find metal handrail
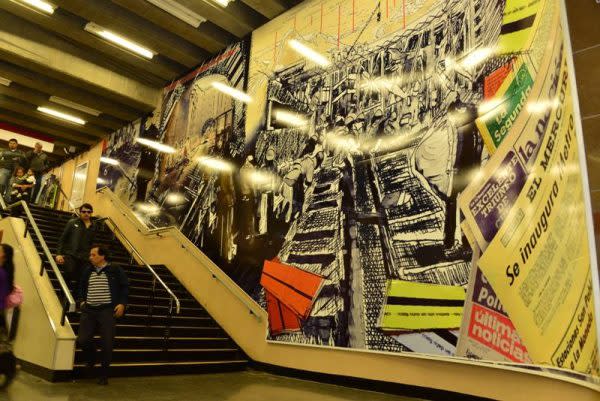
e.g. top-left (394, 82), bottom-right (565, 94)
top-left (102, 216), bottom-right (181, 315)
top-left (1, 200), bottom-right (76, 323)
top-left (56, 185), bottom-right (180, 315)
top-left (96, 186), bottom-right (263, 321)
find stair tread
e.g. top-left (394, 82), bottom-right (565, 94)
top-left (96, 348), bottom-right (239, 352)
top-left (23, 205), bottom-right (245, 377)
top-left (74, 360), bottom-right (248, 367)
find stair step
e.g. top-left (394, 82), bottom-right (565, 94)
top-left (72, 359), bottom-right (248, 377)
top-left (69, 322), bottom-right (226, 337)
top-left (99, 336), bottom-right (234, 349)
top-left (75, 348), bottom-right (242, 363)
top-left (68, 313), bottom-right (217, 328)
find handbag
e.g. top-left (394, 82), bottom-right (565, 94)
top-left (5, 285), bottom-right (23, 309)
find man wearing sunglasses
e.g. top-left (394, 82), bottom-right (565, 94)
top-left (55, 203), bottom-right (97, 291)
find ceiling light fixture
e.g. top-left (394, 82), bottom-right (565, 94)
top-left (38, 106), bottom-right (86, 125)
top-left (211, 0), bottom-right (232, 7)
top-left (146, 0), bottom-right (206, 28)
top-left (85, 22), bottom-right (155, 59)
top-left (49, 96), bottom-right (101, 116)
top-left (288, 39), bottom-right (331, 68)
top-left (10, 0), bottom-right (55, 14)
top-left (100, 156), bottom-right (120, 166)
top-left (136, 137), bottom-right (176, 153)
top-left (211, 82), bottom-right (252, 103)
top-left (0, 77), bottom-right (11, 87)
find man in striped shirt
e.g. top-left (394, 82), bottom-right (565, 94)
top-left (77, 245), bottom-right (128, 385)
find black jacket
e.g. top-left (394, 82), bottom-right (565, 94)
top-left (56, 218), bottom-right (96, 259)
top-left (78, 263), bottom-right (129, 307)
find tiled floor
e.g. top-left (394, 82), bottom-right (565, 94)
top-left (4, 370), bottom-right (428, 401)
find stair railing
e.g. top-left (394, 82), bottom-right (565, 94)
top-left (55, 184), bottom-right (181, 349)
top-left (0, 199), bottom-right (76, 324)
top-left (101, 216), bottom-right (180, 351)
top-left (96, 186), bottom-right (263, 322)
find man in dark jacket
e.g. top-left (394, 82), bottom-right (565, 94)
top-left (55, 203), bottom-right (96, 291)
top-left (0, 139), bottom-right (26, 198)
top-left (25, 142), bottom-right (48, 203)
top-left (77, 245), bottom-right (128, 385)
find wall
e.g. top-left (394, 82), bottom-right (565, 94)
top-left (49, 141), bottom-right (103, 211)
top-left (50, 0), bottom-right (600, 395)
top-left (1, 217), bottom-right (76, 373)
top-left (95, 188), bottom-right (600, 401)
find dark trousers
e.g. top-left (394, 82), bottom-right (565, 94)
top-left (64, 255), bottom-right (85, 293)
top-left (77, 305), bottom-right (115, 378)
top-left (31, 172), bottom-right (43, 203)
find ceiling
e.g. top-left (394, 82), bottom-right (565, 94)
top-left (0, 0), bottom-right (302, 164)
top-left (0, 0), bottom-right (597, 189)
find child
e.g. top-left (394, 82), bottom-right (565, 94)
top-left (10, 167), bottom-right (35, 202)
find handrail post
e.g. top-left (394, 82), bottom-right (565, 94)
top-left (96, 187), bottom-right (260, 321)
top-left (99, 217), bottom-right (181, 313)
top-left (163, 298), bottom-right (173, 353)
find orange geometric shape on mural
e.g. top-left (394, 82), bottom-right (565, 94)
top-left (265, 290), bottom-right (302, 336)
top-left (260, 259), bottom-right (324, 319)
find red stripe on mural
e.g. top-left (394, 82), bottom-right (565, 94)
top-left (320, 2), bottom-right (323, 33)
top-left (352, 0), bottom-right (355, 32)
top-left (337, 4), bottom-right (341, 48)
top-left (273, 31), bottom-right (278, 64)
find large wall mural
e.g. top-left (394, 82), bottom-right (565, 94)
top-left (98, 0), bottom-right (599, 379)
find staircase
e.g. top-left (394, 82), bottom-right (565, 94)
top-left (22, 204), bottom-right (248, 377)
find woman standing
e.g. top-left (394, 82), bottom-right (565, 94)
top-left (0, 244), bottom-right (14, 310)
top-left (0, 243), bottom-right (17, 389)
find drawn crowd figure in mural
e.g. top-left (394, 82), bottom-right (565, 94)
top-left (97, 0), bottom-right (544, 357)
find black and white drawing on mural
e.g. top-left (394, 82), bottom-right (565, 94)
top-left (245, 0), bottom-right (507, 352)
top-left (98, 0), bottom-right (514, 355)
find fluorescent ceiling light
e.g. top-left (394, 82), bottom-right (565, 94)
top-left (136, 137), bottom-right (176, 153)
top-left (197, 156), bottom-right (234, 172)
top-left (49, 96), bottom-right (101, 116)
top-left (10, 0), bottom-right (55, 14)
top-left (146, 0), bottom-right (206, 28)
top-left (288, 39), bottom-right (330, 68)
top-left (274, 110), bottom-right (308, 127)
top-left (100, 156), bottom-right (120, 166)
top-left (85, 22), bottom-right (155, 59)
top-left (38, 107), bottom-right (86, 125)
top-left (211, 0), bottom-right (232, 6)
top-left (211, 82), bottom-right (252, 103)
top-left (0, 77), bottom-right (11, 87)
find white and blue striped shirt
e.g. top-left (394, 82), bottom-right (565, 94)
top-left (86, 265), bottom-right (112, 306)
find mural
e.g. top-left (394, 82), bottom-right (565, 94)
top-left (245, 0), bottom-right (503, 352)
top-left (97, 0), bottom-right (599, 377)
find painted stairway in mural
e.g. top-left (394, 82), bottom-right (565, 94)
top-left (25, 205), bottom-right (247, 377)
